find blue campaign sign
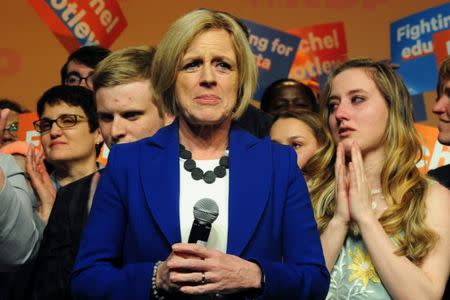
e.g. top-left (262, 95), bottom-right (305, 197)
top-left (240, 19), bottom-right (301, 101)
top-left (390, 3), bottom-right (450, 95)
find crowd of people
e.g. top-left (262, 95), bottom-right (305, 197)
top-left (0, 8), bottom-right (449, 300)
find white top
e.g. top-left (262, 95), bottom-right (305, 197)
top-left (179, 156), bottom-right (229, 253)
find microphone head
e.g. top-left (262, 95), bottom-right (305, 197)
top-left (193, 198), bottom-right (219, 224)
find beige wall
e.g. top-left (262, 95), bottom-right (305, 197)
top-left (1, 0), bottom-right (445, 124)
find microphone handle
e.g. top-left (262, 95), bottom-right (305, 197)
top-left (188, 219), bottom-right (212, 245)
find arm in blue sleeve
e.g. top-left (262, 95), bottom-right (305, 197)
top-left (70, 147), bottom-right (154, 300)
top-left (258, 148), bottom-right (330, 299)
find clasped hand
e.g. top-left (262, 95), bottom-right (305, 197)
top-left (156, 243), bottom-right (261, 295)
top-left (334, 141), bottom-right (376, 225)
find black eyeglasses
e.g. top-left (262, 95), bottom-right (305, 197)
top-left (33, 114), bottom-right (87, 133)
top-left (3, 122), bottom-right (18, 136)
top-left (64, 73), bottom-right (94, 87)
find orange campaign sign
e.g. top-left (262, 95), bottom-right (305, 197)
top-left (28, 0), bottom-right (127, 52)
top-left (432, 29), bottom-right (450, 66)
top-left (287, 22), bottom-right (348, 82)
top-left (415, 123), bottom-right (450, 174)
top-left (18, 112), bottom-right (41, 147)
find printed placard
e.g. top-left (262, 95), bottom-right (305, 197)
top-left (288, 22), bottom-right (347, 82)
top-left (390, 3), bottom-right (450, 95)
top-left (415, 123), bottom-right (450, 173)
top-left (240, 19), bottom-right (301, 101)
top-left (28, 0), bottom-right (127, 52)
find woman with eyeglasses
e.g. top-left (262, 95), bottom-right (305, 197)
top-left (0, 99), bottom-right (24, 147)
top-left (30, 85), bottom-right (102, 223)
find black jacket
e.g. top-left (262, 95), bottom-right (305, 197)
top-left (29, 172), bottom-right (96, 300)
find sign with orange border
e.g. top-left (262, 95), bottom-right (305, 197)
top-left (28, 0), bottom-right (127, 52)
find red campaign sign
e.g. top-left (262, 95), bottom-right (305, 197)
top-left (432, 29), bottom-right (450, 67)
top-left (28, 0), bottom-right (127, 52)
top-left (287, 22), bottom-right (348, 82)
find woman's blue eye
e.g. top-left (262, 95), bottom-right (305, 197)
top-left (328, 103), bottom-right (338, 112)
top-left (351, 96), bottom-right (365, 103)
top-left (216, 62), bottom-right (231, 70)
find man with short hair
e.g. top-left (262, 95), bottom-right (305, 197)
top-left (30, 46), bottom-right (172, 299)
top-left (93, 46), bottom-right (172, 146)
top-left (428, 57), bottom-right (450, 188)
top-left (60, 46), bottom-right (110, 91)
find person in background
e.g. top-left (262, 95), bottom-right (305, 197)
top-left (94, 46), bottom-right (172, 146)
top-left (60, 46), bottom-right (110, 91)
top-left (269, 109), bottom-right (331, 179)
top-left (72, 8), bottom-right (329, 299)
top-left (310, 58), bottom-right (449, 299)
top-left (0, 99), bottom-right (25, 147)
top-left (30, 85), bottom-right (102, 223)
top-left (0, 108), bottom-right (42, 271)
top-left (427, 56), bottom-right (450, 300)
top-left (260, 78), bottom-right (318, 116)
top-left (428, 56), bottom-right (450, 188)
top-left (29, 46), bottom-right (172, 300)
top-left (0, 108), bottom-right (43, 300)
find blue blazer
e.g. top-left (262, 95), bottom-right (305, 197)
top-left (71, 121), bottom-right (329, 299)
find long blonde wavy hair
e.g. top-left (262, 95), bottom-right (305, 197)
top-left (309, 58), bottom-right (438, 264)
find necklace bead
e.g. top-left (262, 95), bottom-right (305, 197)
top-left (179, 144), bottom-right (229, 184)
top-left (214, 166), bottom-right (226, 178)
top-left (183, 159), bottom-right (196, 171)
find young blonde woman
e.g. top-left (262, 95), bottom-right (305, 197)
top-left (310, 58), bottom-right (450, 299)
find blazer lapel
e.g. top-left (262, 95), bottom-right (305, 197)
top-left (227, 126), bottom-right (272, 256)
top-left (139, 121), bottom-right (181, 246)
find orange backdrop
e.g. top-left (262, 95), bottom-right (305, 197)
top-left (1, 0), bottom-right (446, 125)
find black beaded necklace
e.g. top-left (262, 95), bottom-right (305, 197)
top-left (179, 144), bottom-right (229, 184)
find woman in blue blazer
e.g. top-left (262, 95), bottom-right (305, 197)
top-left (71, 8), bottom-right (329, 299)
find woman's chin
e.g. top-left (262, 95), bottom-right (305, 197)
top-left (183, 114), bottom-right (231, 128)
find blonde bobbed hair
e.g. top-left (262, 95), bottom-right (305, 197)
top-left (151, 8), bottom-right (258, 119)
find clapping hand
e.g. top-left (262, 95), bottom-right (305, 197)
top-left (26, 144), bottom-right (56, 223)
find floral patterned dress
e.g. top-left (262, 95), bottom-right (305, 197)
top-left (326, 235), bottom-right (392, 299)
